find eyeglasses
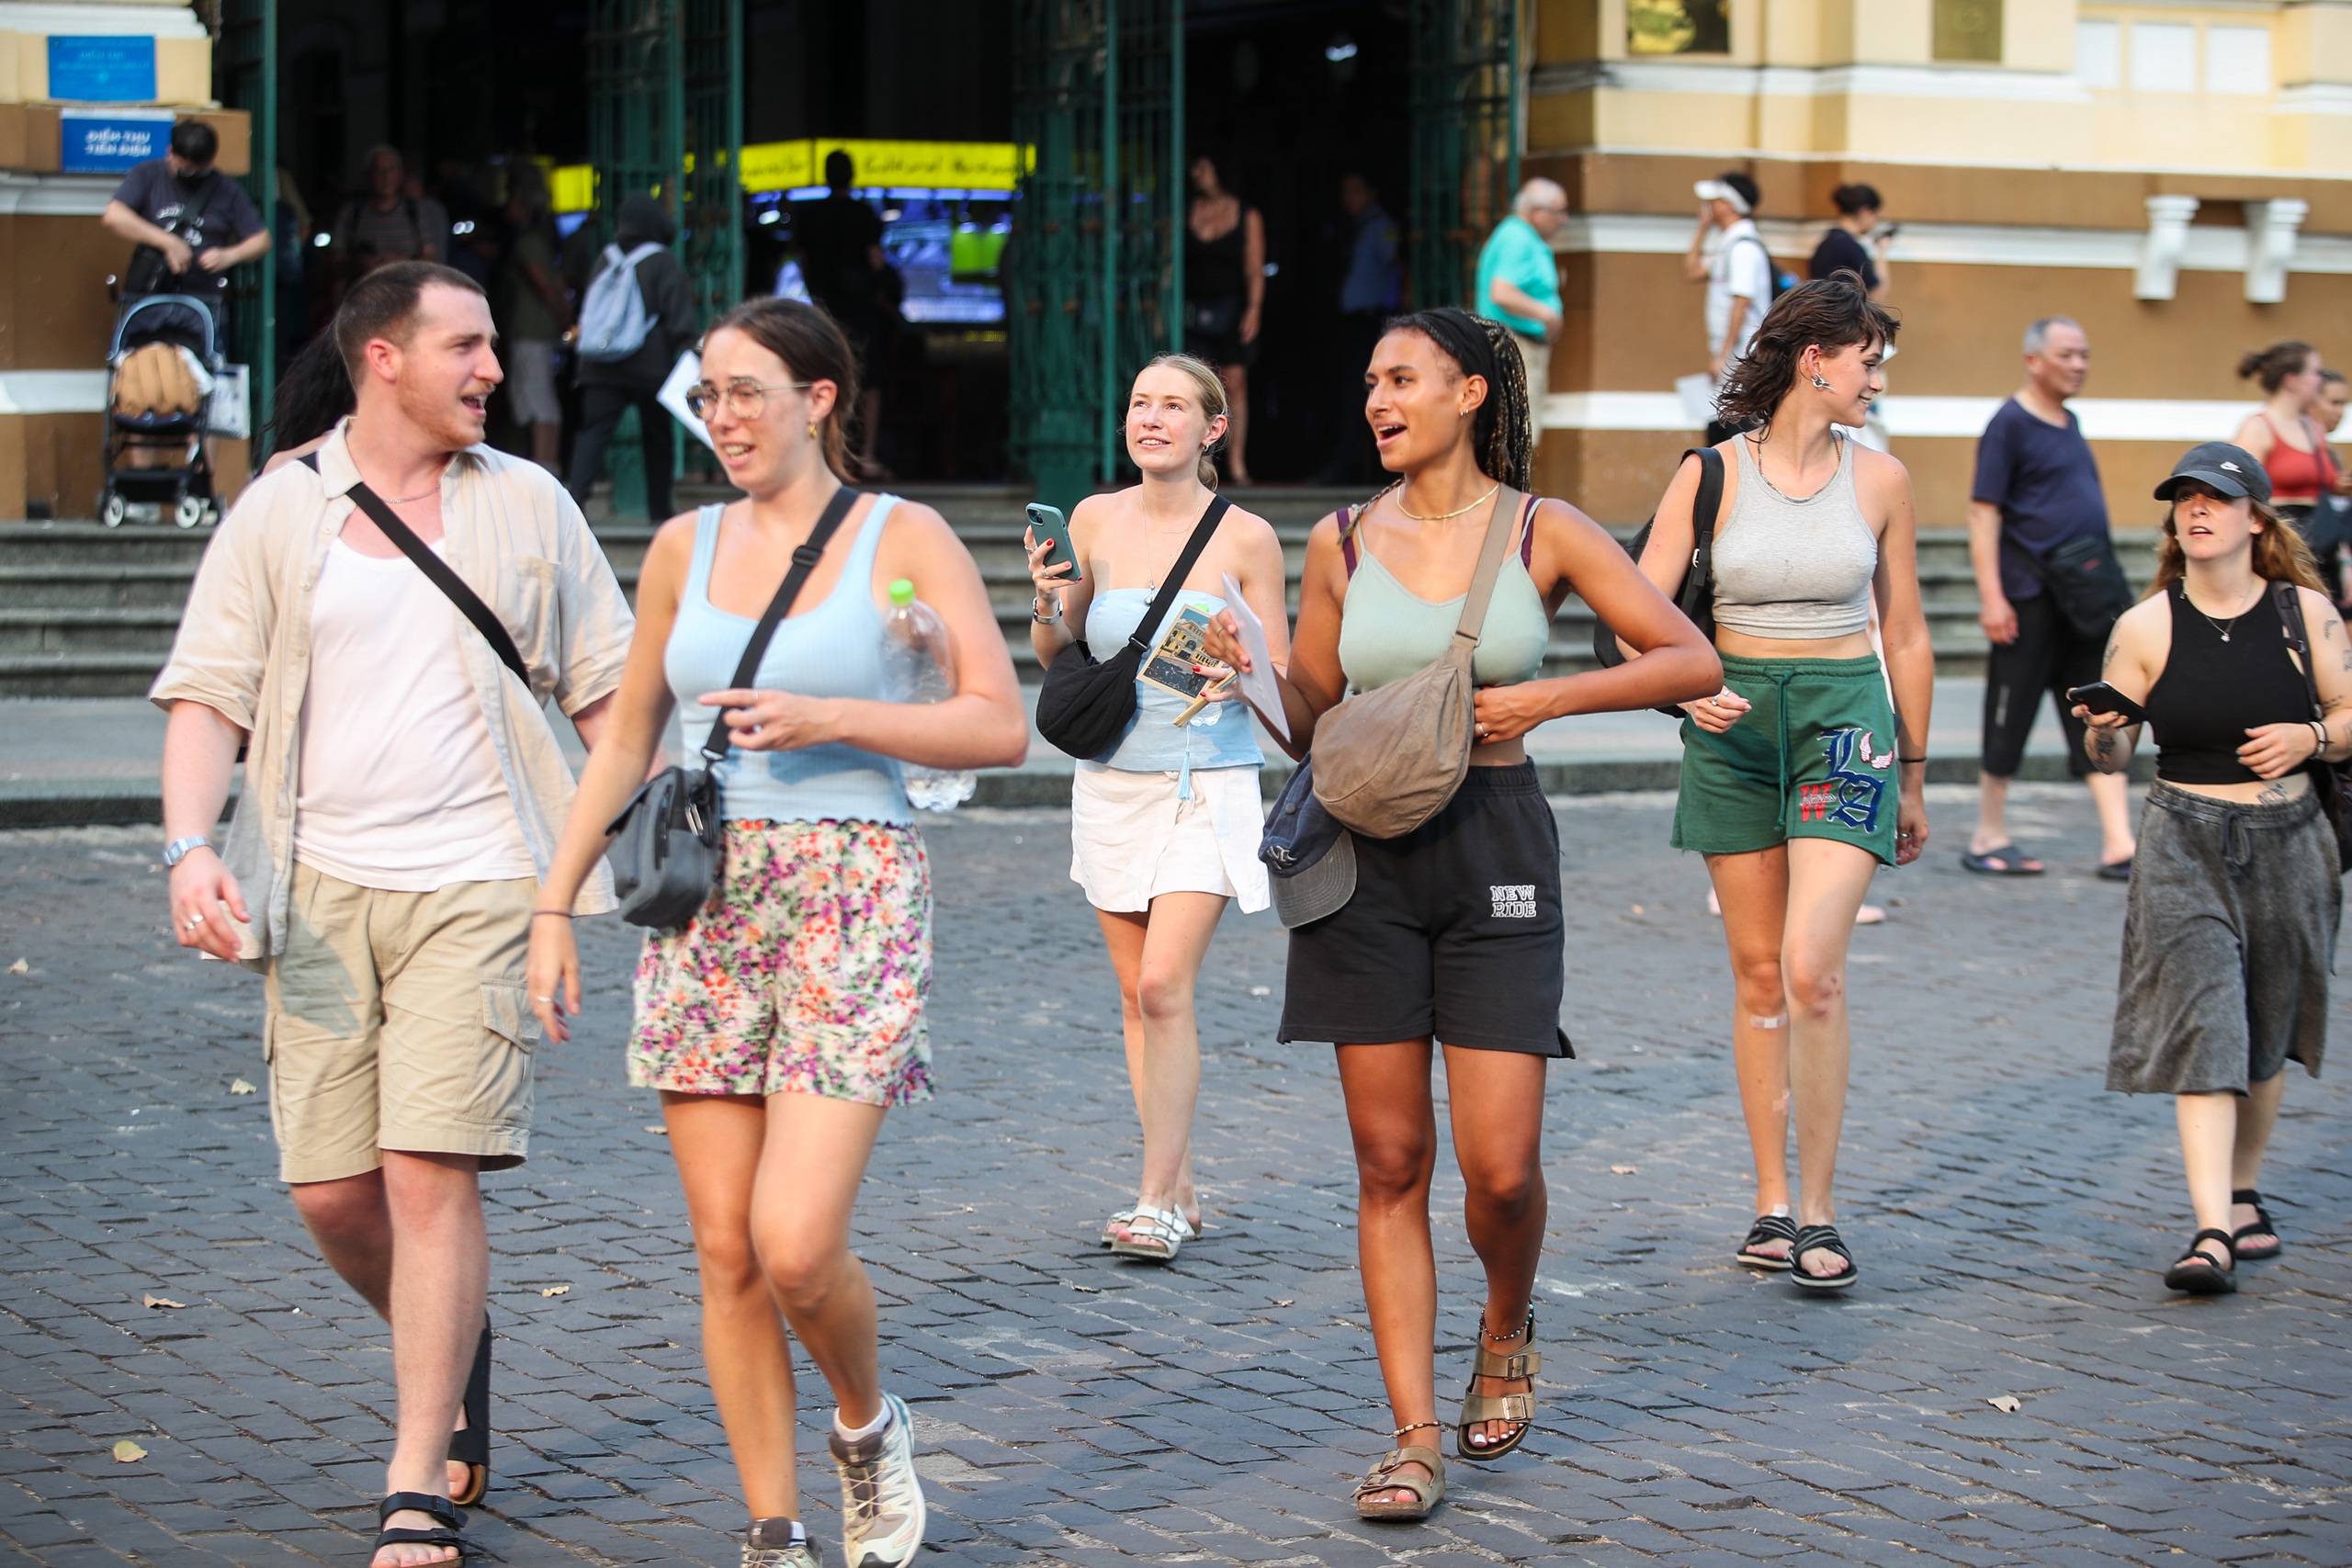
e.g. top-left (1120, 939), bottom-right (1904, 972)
top-left (684, 379), bottom-right (811, 421)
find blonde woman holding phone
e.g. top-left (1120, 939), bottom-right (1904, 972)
top-left (1024, 354), bottom-right (1289, 1263)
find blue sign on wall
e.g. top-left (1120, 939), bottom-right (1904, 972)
top-left (48, 36), bottom-right (159, 103)
top-left (61, 110), bottom-right (175, 174)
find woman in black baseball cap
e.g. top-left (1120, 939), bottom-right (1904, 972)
top-left (2074, 440), bottom-right (2347, 1295)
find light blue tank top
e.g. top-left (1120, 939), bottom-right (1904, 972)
top-left (1084, 587), bottom-right (1264, 786)
top-left (664, 497), bottom-right (912, 827)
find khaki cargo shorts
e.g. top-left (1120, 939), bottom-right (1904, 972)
top-left (263, 863), bottom-right (542, 1184)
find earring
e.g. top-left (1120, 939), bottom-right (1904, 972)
top-left (807, 421), bottom-right (817, 439)
top-left (1809, 373), bottom-right (1833, 389)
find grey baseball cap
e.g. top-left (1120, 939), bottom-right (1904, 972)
top-left (1260, 762), bottom-right (1357, 929)
top-left (2154, 441), bottom-right (2271, 504)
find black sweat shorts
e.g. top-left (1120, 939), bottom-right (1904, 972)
top-left (1279, 761), bottom-right (1571, 1056)
top-left (1982, 590), bottom-right (2103, 779)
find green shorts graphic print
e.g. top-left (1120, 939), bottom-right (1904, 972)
top-left (1671, 652), bottom-right (1902, 866)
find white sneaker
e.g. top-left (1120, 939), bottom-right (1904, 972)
top-left (830, 1393), bottom-right (926, 1568)
top-left (743, 1522), bottom-right (820, 1567)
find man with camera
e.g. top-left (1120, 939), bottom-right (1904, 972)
top-left (101, 118), bottom-right (271, 322)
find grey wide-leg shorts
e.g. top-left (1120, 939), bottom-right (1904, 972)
top-left (2108, 781), bottom-right (2339, 1096)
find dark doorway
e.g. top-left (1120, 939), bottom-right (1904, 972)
top-left (1186, 0), bottom-right (1411, 484)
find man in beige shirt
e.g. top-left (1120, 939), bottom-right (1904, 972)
top-left (153, 262), bottom-right (632, 1562)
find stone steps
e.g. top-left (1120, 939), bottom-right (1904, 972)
top-left (0, 495), bottom-right (2158, 697)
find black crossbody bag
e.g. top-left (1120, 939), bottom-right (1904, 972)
top-left (1590, 446), bottom-right (1722, 716)
top-left (2269, 581), bottom-right (2352, 874)
top-left (2017, 533), bottom-right (2134, 641)
top-left (1035, 494), bottom-right (1231, 759)
top-left (301, 453), bottom-right (530, 685)
top-left (604, 488), bottom-right (864, 928)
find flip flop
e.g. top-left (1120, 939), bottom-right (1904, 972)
top-left (1961, 846), bottom-right (2045, 875)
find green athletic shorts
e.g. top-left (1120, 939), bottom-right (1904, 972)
top-left (1671, 652), bottom-right (1902, 865)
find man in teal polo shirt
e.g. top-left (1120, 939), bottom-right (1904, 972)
top-left (1475, 178), bottom-right (1567, 451)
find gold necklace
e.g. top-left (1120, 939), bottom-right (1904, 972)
top-left (1396, 483), bottom-right (1498, 522)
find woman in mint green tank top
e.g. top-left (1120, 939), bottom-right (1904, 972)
top-left (1204, 307), bottom-right (1718, 1521)
top-left (1023, 355), bottom-right (1292, 1266)
top-left (525, 299), bottom-right (1027, 1567)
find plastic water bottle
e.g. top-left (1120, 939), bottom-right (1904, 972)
top-left (881, 579), bottom-right (975, 811)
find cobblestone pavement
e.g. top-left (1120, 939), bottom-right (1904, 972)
top-left (5, 784), bottom-right (2350, 1568)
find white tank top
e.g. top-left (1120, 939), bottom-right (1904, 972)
top-left (293, 539), bottom-right (537, 890)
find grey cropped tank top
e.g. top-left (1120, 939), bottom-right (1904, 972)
top-left (1710, 432), bottom-right (1877, 640)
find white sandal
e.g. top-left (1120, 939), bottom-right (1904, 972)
top-left (1098, 1206), bottom-right (1139, 1247)
top-left (1108, 1203), bottom-right (1195, 1261)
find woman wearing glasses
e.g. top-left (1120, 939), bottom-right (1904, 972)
top-left (526, 298), bottom-right (1027, 1568)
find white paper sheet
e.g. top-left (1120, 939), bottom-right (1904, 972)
top-left (657, 349), bottom-right (716, 452)
top-left (1219, 572), bottom-right (1289, 743)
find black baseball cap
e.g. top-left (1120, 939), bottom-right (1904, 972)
top-left (2154, 441), bottom-right (2271, 504)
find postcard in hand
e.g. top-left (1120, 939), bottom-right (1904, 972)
top-left (1136, 605), bottom-right (1216, 701)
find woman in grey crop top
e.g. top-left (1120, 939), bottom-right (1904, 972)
top-left (1204, 308), bottom-right (1718, 1521)
top-left (525, 299), bottom-right (1027, 1566)
top-left (1634, 272), bottom-right (1933, 1297)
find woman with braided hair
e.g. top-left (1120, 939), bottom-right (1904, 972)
top-left (1634, 271), bottom-right (1932, 1293)
top-left (1205, 306), bottom-right (1718, 1520)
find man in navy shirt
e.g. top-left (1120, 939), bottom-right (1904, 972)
top-left (101, 119), bottom-right (269, 321)
top-left (1965, 316), bottom-right (2136, 877)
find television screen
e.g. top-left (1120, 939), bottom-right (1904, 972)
top-left (755, 187), bottom-right (1011, 325)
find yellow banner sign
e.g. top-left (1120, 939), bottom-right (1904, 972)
top-left (740, 139), bottom-right (1027, 195)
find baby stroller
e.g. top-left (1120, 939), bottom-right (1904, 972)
top-left (100, 293), bottom-right (221, 528)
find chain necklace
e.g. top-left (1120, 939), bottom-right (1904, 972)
top-left (378, 483), bottom-right (440, 505)
top-left (1396, 483), bottom-right (1498, 522)
top-left (2184, 581), bottom-right (2259, 643)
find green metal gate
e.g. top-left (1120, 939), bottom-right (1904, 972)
top-left (585, 0), bottom-right (741, 514)
top-left (1407, 0), bottom-right (1520, 310)
top-left (217, 0), bottom-right (277, 452)
top-left (1005, 0), bottom-right (1183, 516)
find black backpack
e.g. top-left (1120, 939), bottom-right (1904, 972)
top-left (1589, 446), bottom-right (1723, 716)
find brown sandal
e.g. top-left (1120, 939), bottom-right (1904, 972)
top-left (1456, 1312), bottom-right (1540, 1461)
top-left (1352, 1423), bottom-right (1446, 1521)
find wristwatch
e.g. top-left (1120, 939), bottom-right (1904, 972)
top-left (162, 835), bottom-right (212, 868)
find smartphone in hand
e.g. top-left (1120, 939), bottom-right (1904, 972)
top-left (2067, 682), bottom-right (2151, 727)
top-left (1025, 502), bottom-right (1080, 583)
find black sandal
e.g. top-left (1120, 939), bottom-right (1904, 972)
top-left (2163, 1228), bottom-right (2237, 1295)
top-left (447, 1319), bottom-right (491, 1506)
top-left (2231, 1189), bottom-right (2282, 1262)
top-left (1736, 1213), bottom-right (1796, 1270)
top-left (373, 1490), bottom-right (473, 1563)
top-left (1790, 1224), bottom-right (1859, 1292)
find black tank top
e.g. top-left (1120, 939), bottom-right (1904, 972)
top-left (2144, 582), bottom-right (2313, 784)
top-left (1186, 212), bottom-right (1248, 305)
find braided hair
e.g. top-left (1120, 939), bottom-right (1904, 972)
top-left (1384, 306), bottom-right (1533, 491)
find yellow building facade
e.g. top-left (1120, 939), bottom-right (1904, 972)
top-left (1525, 0), bottom-right (2352, 525)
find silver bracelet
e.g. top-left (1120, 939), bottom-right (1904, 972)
top-left (1031, 597), bottom-right (1062, 626)
top-left (2314, 720), bottom-right (2331, 756)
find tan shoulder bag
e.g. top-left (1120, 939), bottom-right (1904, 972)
top-left (1311, 487), bottom-right (1529, 839)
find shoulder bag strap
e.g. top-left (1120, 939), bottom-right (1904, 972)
top-left (301, 453), bottom-right (532, 689)
top-left (1336, 506), bottom-right (1361, 578)
top-left (1124, 494), bottom-right (1233, 656)
top-left (1689, 446), bottom-right (1724, 552)
top-left (2274, 581), bottom-right (2325, 721)
top-left (1450, 486), bottom-right (1522, 646)
top-left (702, 485), bottom-right (865, 761)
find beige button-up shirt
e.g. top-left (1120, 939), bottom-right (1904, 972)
top-left (150, 421), bottom-right (635, 962)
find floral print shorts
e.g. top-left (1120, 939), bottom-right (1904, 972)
top-left (630, 820), bottom-right (933, 1106)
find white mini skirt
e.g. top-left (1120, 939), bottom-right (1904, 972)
top-left (1069, 762), bottom-right (1270, 915)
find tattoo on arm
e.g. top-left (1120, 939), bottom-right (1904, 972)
top-left (2100, 630), bottom-right (2120, 675)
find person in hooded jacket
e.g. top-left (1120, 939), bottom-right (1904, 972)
top-left (565, 194), bottom-right (697, 521)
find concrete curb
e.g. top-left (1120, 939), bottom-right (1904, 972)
top-left (0, 752), bottom-right (2145, 829)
